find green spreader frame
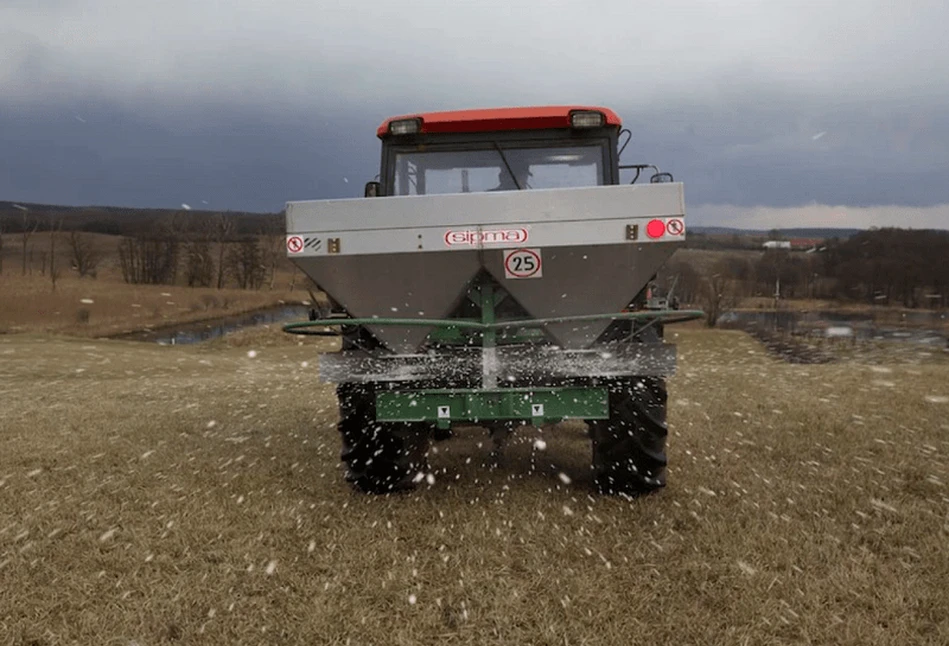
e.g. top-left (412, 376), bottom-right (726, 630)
top-left (376, 386), bottom-right (609, 429)
top-left (284, 281), bottom-right (703, 427)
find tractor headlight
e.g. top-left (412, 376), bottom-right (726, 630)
top-left (569, 110), bottom-right (605, 128)
top-left (388, 118), bottom-right (422, 135)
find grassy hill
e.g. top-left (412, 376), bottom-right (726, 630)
top-left (691, 226), bottom-right (863, 239)
top-left (3, 199), bottom-right (870, 246)
top-left (0, 200), bottom-right (277, 237)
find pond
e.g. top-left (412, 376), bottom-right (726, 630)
top-left (719, 309), bottom-right (948, 346)
top-left (111, 304), bottom-right (313, 345)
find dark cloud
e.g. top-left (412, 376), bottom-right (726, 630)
top-left (2, 1), bottom-right (948, 225)
top-left (623, 96), bottom-right (949, 208)
top-left (0, 100), bottom-right (385, 211)
top-left (4, 94), bottom-right (946, 215)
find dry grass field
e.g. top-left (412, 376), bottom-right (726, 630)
top-left (2, 322), bottom-right (948, 645)
top-left (0, 235), bottom-right (310, 339)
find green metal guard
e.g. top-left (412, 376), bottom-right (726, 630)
top-left (284, 302), bottom-right (703, 427)
top-left (376, 386), bottom-right (610, 429)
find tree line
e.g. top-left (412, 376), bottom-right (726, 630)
top-left (0, 208), bottom-right (104, 286)
top-left (1, 208), bottom-right (291, 292)
top-left (115, 211), bottom-right (285, 290)
top-left (822, 228), bottom-right (949, 308)
top-left (0, 202), bottom-right (273, 238)
top-left (660, 228), bottom-right (949, 326)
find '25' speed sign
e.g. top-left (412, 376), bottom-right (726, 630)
top-left (503, 248), bottom-right (543, 279)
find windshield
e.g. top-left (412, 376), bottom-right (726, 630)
top-left (392, 144), bottom-right (606, 196)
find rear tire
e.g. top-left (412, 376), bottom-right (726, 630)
top-left (589, 377), bottom-right (668, 496)
top-left (336, 383), bottom-right (430, 494)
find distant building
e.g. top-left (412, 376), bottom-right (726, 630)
top-left (762, 238), bottom-right (824, 251)
top-left (763, 240), bottom-right (792, 250)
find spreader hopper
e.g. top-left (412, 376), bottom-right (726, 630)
top-left (285, 182), bottom-right (686, 353)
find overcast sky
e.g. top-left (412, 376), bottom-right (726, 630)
top-left (2, 0), bottom-right (948, 228)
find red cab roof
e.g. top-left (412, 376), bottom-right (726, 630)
top-left (377, 105), bottom-right (621, 138)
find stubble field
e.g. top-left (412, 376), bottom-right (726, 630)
top-left (0, 269), bottom-right (307, 340)
top-left (1, 325), bottom-right (948, 645)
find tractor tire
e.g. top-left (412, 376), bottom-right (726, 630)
top-left (336, 383), bottom-right (431, 494)
top-left (589, 377), bottom-right (668, 497)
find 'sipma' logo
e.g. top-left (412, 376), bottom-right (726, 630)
top-left (443, 228), bottom-right (529, 247)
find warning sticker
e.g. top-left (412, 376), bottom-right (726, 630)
top-left (503, 248), bottom-right (543, 279)
top-left (531, 404), bottom-right (545, 416)
top-left (286, 235), bottom-right (304, 254)
top-left (666, 218), bottom-right (685, 236)
top-left (437, 405), bottom-right (451, 419)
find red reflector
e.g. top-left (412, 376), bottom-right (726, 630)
top-left (646, 219), bottom-right (666, 238)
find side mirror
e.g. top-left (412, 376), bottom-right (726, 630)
top-left (364, 181), bottom-right (381, 197)
top-left (650, 172), bottom-right (674, 183)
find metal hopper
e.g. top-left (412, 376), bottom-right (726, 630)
top-left (285, 182), bottom-right (687, 353)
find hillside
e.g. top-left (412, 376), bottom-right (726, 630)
top-left (2, 200), bottom-right (872, 243)
top-left (0, 200), bottom-right (277, 237)
top-left (691, 226), bottom-right (863, 239)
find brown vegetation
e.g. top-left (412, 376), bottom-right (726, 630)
top-left (0, 234), bottom-right (310, 338)
top-left (18, 209), bottom-right (39, 276)
top-left (660, 228), bottom-right (949, 327)
top-left (66, 230), bottom-right (101, 278)
top-left (0, 209), bottom-right (316, 339)
top-left (1, 207), bottom-right (288, 291)
top-left (1, 326), bottom-right (947, 644)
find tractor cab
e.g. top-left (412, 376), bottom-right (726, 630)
top-left (364, 106), bottom-right (670, 198)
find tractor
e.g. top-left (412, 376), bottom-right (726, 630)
top-left (283, 106), bottom-right (701, 495)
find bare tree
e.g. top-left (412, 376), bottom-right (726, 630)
top-left (258, 213), bottom-right (285, 290)
top-left (701, 273), bottom-right (727, 328)
top-left (184, 238), bottom-right (214, 287)
top-left (49, 218), bottom-right (63, 290)
top-left (118, 219), bottom-right (181, 285)
top-left (701, 259), bottom-right (745, 328)
top-left (19, 210), bottom-right (38, 276)
top-left (212, 213), bottom-right (235, 289)
top-left (227, 236), bottom-right (266, 290)
top-left (67, 230), bottom-right (101, 278)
